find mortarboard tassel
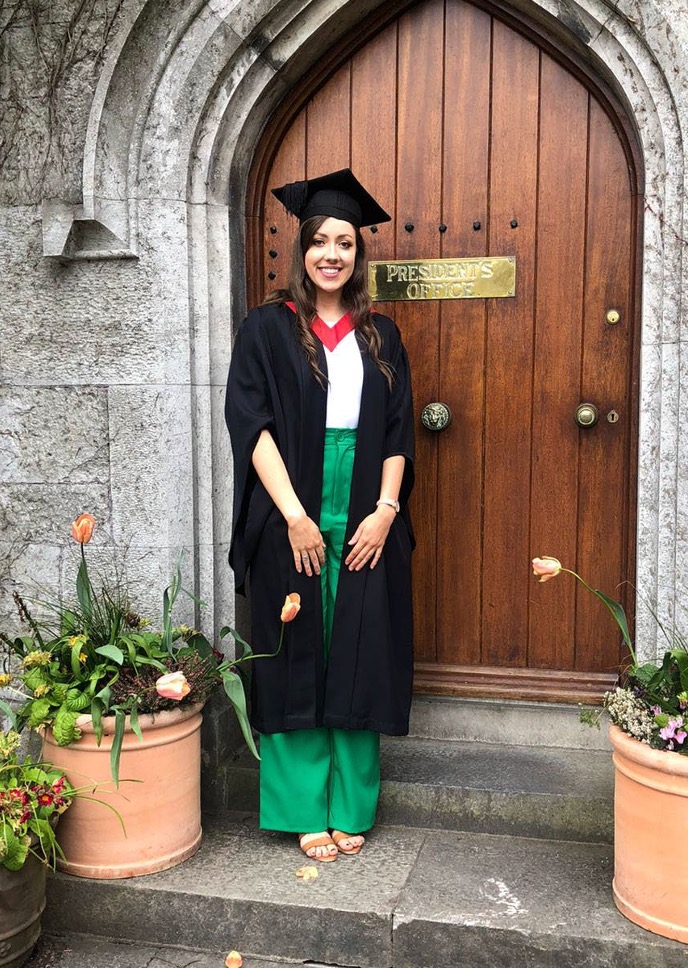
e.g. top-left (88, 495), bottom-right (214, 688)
top-left (277, 179), bottom-right (309, 219)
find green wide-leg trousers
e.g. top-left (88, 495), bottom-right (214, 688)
top-left (259, 429), bottom-right (381, 833)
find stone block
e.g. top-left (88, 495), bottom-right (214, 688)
top-left (409, 696), bottom-right (612, 750)
top-left (393, 830), bottom-right (688, 968)
top-left (0, 208), bottom-right (184, 387)
top-left (0, 542), bottom-right (63, 635)
top-left (107, 384), bottom-right (195, 551)
top-left (0, 484), bottom-right (111, 545)
top-left (0, 386), bottom-right (109, 485)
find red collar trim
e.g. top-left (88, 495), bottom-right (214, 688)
top-left (285, 301), bottom-right (355, 352)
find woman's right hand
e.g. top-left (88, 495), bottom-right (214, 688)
top-left (287, 512), bottom-right (326, 576)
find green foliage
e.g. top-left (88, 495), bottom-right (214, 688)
top-left (221, 668), bottom-right (259, 759)
top-left (52, 707), bottom-right (81, 746)
top-left (2, 518), bottom-right (296, 779)
top-left (0, 829), bottom-right (30, 871)
top-left (0, 731), bottom-right (77, 871)
top-left (27, 699), bottom-right (51, 727)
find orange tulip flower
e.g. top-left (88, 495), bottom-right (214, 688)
top-left (71, 513), bottom-right (96, 545)
top-left (280, 592), bottom-right (301, 623)
top-left (225, 952), bottom-right (243, 968)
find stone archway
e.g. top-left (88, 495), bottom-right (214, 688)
top-left (44, 0), bottom-right (686, 660)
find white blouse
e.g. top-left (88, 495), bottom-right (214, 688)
top-left (323, 326), bottom-right (363, 429)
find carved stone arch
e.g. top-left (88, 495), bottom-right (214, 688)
top-left (43, 0), bottom-right (685, 656)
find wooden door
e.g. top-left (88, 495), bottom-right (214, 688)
top-left (246, 0), bottom-right (641, 703)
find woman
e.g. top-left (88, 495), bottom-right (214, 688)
top-left (226, 168), bottom-right (414, 862)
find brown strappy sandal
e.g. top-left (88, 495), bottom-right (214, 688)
top-left (331, 830), bottom-right (365, 855)
top-left (298, 832), bottom-right (338, 862)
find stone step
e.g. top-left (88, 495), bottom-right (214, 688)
top-left (206, 735), bottom-right (614, 844)
top-left (44, 816), bottom-right (688, 968)
top-left (409, 696), bottom-right (610, 750)
top-left (28, 936), bottom-right (327, 968)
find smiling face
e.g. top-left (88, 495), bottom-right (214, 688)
top-left (303, 217), bottom-right (357, 299)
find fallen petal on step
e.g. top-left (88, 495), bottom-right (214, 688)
top-left (295, 864), bottom-right (319, 880)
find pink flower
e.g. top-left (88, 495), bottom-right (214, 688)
top-left (531, 557), bottom-right (562, 583)
top-left (155, 671), bottom-right (191, 701)
top-left (659, 717), bottom-right (685, 742)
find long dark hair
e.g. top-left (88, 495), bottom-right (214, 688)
top-left (264, 215), bottom-right (393, 389)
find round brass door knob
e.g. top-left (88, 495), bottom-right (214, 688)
top-left (421, 402), bottom-right (452, 431)
top-left (575, 403), bottom-right (599, 428)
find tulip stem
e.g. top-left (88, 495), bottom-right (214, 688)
top-left (217, 622), bottom-right (287, 675)
top-left (561, 567), bottom-right (637, 667)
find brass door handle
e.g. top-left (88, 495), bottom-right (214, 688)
top-left (574, 403), bottom-right (599, 428)
top-left (421, 402), bottom-right (452, 431)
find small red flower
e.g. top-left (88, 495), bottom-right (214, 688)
top-left (37, 792), bottom-right (54, 807)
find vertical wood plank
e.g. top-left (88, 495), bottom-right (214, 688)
top-left (528, 55), bottom-right (588, 669)
top-left (576, 100), bottom-right (634, 672)
top-left (482, 20), bottom-right (539, 666)
top-left (396, 0), bottom-right (445, 662)
top-left (437, 0), bottom-right (492, 666)
top-left (351, 20), bottom-right (398, 319)
top-left (306, 62), bottom-right (351, 175)
top-left (262, 114), bottom-right (307, 299)
top-left (351, 23), bottom-right (397, 248)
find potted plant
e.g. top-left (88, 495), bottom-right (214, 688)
top-left (0, 725), bottom-right (77, 968)
top-left (532, 556), bottom-right (688, 943)
top-left (2, 514), bottom-right (299, 879)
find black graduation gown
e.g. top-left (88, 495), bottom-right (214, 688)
top-left (225, 302), bottom-right (415, 735)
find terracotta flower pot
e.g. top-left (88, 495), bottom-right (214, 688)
top-left (0, 853), bottom-right (46, 968)
top-left (42, 704), bottom-right (203, 879)
top-left (610, 722), bottom-right (688, 942)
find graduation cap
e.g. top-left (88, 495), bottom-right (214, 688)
top-left (271, 168), bottom-right (391, 229)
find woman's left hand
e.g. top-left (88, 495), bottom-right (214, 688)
top-left (345, 505), bottom-right (396, 571)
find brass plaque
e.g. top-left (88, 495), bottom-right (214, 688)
top-left (368, 257), bottom-right (516, 301)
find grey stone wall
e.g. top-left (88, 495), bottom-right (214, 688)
top-left (0, 0), bottom-right (202, 634)
top-left (1, 0), bottom-right (687, 673)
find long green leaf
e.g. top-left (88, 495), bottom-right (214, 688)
top-left (77, 795), bottom-right (128, 837)
top-left (70, 637), bottom-right (85, 677)
top-left (129, 704), bottom-right (143, 743)
top-left (110, 708), bottom-right (126, 786)
top-left (221, 670), bottom-right (259, 759)
top-left (76, 553), bottom-right (92, 619)
top-left (220, 626), bottom-right (254, 658)
top-left (162, 557), bottom-right (183, 656)
top-left (91, 697), bottom-right (104, 743)
top-left (594, 589), bottom-right (633, 656)
top-left (187, 633), bottom-right (213, 659)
